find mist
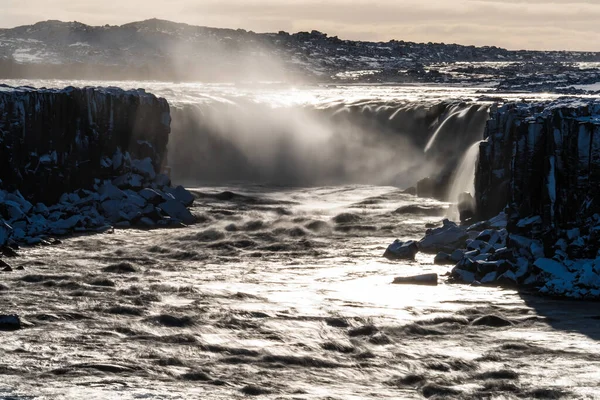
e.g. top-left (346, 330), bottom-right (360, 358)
top-left (168, 98), bottom-right (490, 191)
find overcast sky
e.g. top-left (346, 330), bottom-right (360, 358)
top-left (2, 0), bottom-right (599, 51)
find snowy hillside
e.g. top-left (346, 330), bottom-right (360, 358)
top-left (1, 19), bottom-right (600, 90)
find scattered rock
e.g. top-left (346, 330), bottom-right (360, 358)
top-left (419, 220), bottom-right (468, 253)
top-left (392, 273), bottom-right (438, 286)
top-left (384, 240), bottom-right (419, 260)
top-left (0, 314), bottom-right (21, 331)
top-left (434, 252), bottom-right (454, 265)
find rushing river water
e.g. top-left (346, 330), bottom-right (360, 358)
top-left (2, 184), bottom-right (600, 399)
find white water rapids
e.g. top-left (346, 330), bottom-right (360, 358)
top-left (2, 184), bottom-right (600, 399)
top-left (1, 80), bottom-right (600, 399)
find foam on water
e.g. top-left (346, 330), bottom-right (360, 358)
top-left (2, 184), bottom-right (600, 399)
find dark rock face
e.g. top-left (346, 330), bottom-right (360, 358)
top-left (0, 85), bottom-right (170, 204)
top-left (476, 100), bottom-right (600, 227)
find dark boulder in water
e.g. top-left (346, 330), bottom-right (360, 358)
top-left (0, 314), bottom-right (21, 331)
top-left (392, 273), bottom-right (438, 286)
top-left (332, 213), bottom-right (362, 224)
top-left (384, 240), bottom-right (419, 260)
top-left (394, 205), bottom-right (447, 216)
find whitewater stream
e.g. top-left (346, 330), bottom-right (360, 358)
top-left (2, 184), bottom-right (600, 399)
top-left (1, 81), bottom-right (600, 399)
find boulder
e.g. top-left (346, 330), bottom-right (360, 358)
top-left (392, 273), bottom-right (438, 286)
top-left (434, 252), bottom-right (454, 265)
top-left (132, 157), bottom-right (157, 180)
top-left (139, 188), bottom-right (164, 205)
top-left (159, 200), bottom-right (195, 225)
top-left (450, 249), bottom-right (465, 262)
top-left (533, 258), bottom-right (573, 281)
top-left (419, 220), bottom-right (468, 253)
top-left (450, 267), bottom-right (476, 284)
top-left (384, 240), bottom-right (419, 260)
top-left (0, 314), bottom-right (21, 331)
top-left (164, 186), bottom-right (195, 207)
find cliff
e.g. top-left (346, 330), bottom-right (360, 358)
top-left (0, 85), bottom-right (171, 204)
top-left (0, 85), bottom-right (195, 250)
top-left (475, 99), bottom-right (600, 228)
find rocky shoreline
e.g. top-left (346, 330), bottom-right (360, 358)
top-left (388, 98), bottom-right (600, 299)
top-left (0, 86), bottom-right (195, 259)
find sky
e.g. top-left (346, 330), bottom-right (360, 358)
top-left (1, 0), bottom-right (600, 51)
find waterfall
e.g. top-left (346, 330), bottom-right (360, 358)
top-left (424, 106), bottom-right (468, 153)
top-left (448, 140), bottom-right (482, 206)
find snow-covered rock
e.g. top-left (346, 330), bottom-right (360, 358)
top-left (533, 258), bottom-right (573, 281)
top-left (418, 220), bottom-right (468, 253)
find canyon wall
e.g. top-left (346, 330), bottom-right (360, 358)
top-left (0, 85), bottom-right (171, 204)
top-left (476, 99), bottom-right (600, 228)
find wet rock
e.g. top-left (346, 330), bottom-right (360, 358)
top-left (434, 252), bottom-right (453, 265)
top-left (419, 220), bottom-right (468, 253)
top-left (533, 258), bottom-right (573, 280)
top-left (332, 213), bottom-right (361, 224)
top-left (517, 215), bottom-right (543, 229)
top-left (139, 188), bottom-right (165, 205)
top-left (394, 205), bottom-right (446, 216)
top-left (458, 192), bottom-right (476, 222)
top-left (451, 267), bottom-right (476, 283)
top-left (240, 385), bottom-right (272, 396)
top-left (159, 200), bottom-right (195, 225)
top-left (383, 240), bottom-right (419, 260)
top-left (450, 249), bottom-right (465, 262)
top-left (471, 315), bottom-right (513, 327)
top-left (0, 314), bottom-right (21, 331)
top-left (164, 185), bottom-right (195, 207)
top-left (103, 262), bottom-right (137, 273)
top-left (392, 273), bottom-right (438, 286)
top-left (132, 158), bottom-right (156, 180)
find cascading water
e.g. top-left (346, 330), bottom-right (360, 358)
top-left (424, 106), bottom-right (467, 153)
top-left (447, 140), bottom-right (482, 212)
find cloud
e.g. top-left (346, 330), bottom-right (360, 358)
top-left (0, 0), bottom-right (599, 51)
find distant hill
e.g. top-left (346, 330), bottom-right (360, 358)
top-left (1, 19), bottom-right (599, 83)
